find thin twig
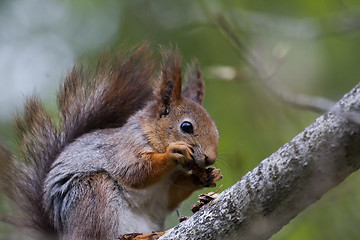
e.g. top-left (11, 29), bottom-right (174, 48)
top-left (205, 7), bottom-right (337, 113)
top-left (229, 8), bottom-right (360, 40)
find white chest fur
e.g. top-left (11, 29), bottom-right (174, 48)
top-left (116, 175), bottom-right (173, 234)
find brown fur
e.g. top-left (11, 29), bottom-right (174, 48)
top-left (58, 43), bottom-right (155, 143)
top-left (128, 152), bottom-right (177, 189)
top-left (167, 172), bottom-right (203, 211)
top-left (155, 46), bottom-right (182, 116)
top-left (183, 61), bottom-right (205, 104)
top-left (11, 97), bottom-right (59, 236)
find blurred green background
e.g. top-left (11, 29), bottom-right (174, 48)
top-left (1, 0), bottom-right (360, 239)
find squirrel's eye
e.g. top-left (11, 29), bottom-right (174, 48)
top-left (180, 121), bottom-right (194, 134)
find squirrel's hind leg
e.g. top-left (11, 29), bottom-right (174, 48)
top-left (56, 172), bottom-right (122, 240)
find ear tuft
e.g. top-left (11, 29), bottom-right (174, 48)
top-left (182, 60), bottom-right (205, 104)
top-left (155, 46), bottom-right (182, 115)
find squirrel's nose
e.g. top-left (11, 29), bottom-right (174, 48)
top-left (203, 148), bottom-right (217, 166)
top-left (194, 147), bottom-right (217, 167)
top-left (204, 155), bottom-right (213, 166)
top-left (204, 154), bottom-right (216, 166)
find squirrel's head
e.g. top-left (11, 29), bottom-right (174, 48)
top-left (140, 48), bottom-right (219, 168)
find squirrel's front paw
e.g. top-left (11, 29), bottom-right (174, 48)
top-left (193, 166), bottom-right (222, 188)
top-left (165, 142), bottom-right (195, 169)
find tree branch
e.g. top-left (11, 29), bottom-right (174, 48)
top-left (160, 82), bottom-right (360, 239)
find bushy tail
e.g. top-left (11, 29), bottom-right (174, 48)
top-left (0, 44), bottom-right (155, 237)
top-left (59, 44), bottom-right (155, 143)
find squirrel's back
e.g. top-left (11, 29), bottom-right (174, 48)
top-left (0, 44), bottom-right (155, 238)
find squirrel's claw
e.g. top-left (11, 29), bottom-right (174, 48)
top-left (202, 168), bottom-right (222, 187)
top-left (191, 166), bottom-right (222, 188)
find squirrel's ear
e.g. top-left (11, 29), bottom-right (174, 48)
top-left (182, 61), bottom-right (204, 104)
top-left (155, 47), bottom-right (182, 115)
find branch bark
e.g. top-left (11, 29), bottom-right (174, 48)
top-left (159, 82), bottom-right (360, 240)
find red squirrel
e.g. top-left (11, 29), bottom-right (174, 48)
top-left (0, 44), bottom-right (222, 240)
